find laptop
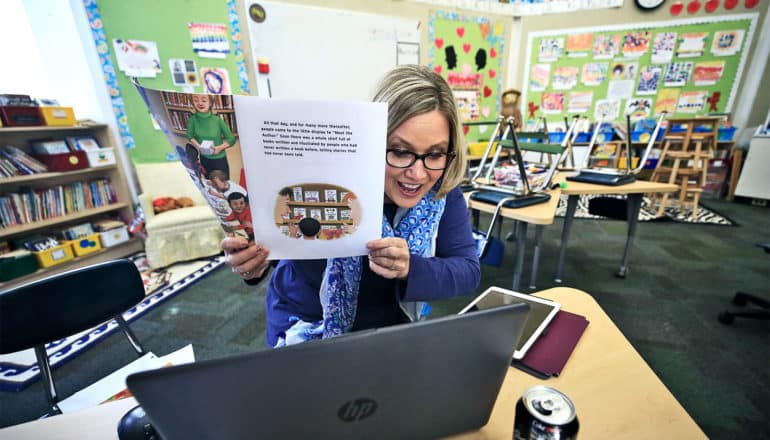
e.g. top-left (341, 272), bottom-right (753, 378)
top-left (567, 113), bottom-right (666, 186)
top-left (126, 303), bottom-right (530, 440)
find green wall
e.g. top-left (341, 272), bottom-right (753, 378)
top-left (97, 0), bottom-right (246, 163)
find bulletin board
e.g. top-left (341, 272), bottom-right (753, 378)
top-left (243, 1), bottom-right (420, 101)
top-left (89, 0), bottom-right (248, 163)
top-left (521, 13), bottom-right (758, 126)
top-left (428, 10), bottom-right (506, 143)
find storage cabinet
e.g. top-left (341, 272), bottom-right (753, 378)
top-left (0, 123), bottom-right (143, 289)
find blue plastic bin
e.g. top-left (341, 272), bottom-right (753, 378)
top-left (548, 132), bottom-right (566, 144)
top-left (718, 127), bottom-right (736, 141)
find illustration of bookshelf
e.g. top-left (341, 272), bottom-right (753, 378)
top-left (160, 91), bottom-right (238, 137)
top-left (0, 124), bottom-right (143, 289)
top-left (276, 183), bottom-right (355, 240)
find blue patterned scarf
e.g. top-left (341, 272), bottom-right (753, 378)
top-left (275, 189), bottom-right (446, 347)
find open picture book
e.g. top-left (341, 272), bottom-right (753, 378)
top-left (135, 84), bottom-right (386, 260)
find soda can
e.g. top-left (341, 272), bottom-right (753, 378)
top-left (513, 385), bottom-right (579, 440)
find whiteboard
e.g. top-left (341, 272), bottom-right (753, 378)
top-left (244, 2), bottom-right (420, 100)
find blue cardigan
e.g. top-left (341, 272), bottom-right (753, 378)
top-left (264, 187), bottom-right (480, 346)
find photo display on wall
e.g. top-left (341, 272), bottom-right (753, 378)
top-left (522, 14), bottom-right (757, 125)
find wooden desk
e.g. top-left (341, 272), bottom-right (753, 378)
top-left (555, 177), bottom-right (677, 281)
top-left (0, 288), bottom-right (705, 440)
top-left (451, 287), bottom-right (706, 439)
top-left (466, 189), bottom-right (560, 290)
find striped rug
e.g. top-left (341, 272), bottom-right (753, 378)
top-left (556, 194), bottom-right (736, 226)
top-left (0, 253), bottom-right (224, 392)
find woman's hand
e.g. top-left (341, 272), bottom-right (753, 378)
top-left (221, 236), bottom-right (270, 280)
top-left (367, 237), bottom-right (410, 280)
top-left (214, 144), bottom-right (228, 155)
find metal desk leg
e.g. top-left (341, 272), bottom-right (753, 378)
top-left (505, 220), bottom-right (518, 241)
top-left (512, 221), bottom-right (528, 291)
top-left (472, 208), bottom-right (480, 230)
top-left (617, 194), bottom-right (643, 278)
top-left (529, 225), bottom-right (544, 290)
top-left (555, 195), bottom-right (578, 283)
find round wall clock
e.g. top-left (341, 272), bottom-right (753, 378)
top-left (635, 0), bottom-right (666, 10)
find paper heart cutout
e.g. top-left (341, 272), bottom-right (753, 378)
top-left (479, 22), bottom-right (490, 40)
top-left (479, 125), bottom-right (488, 134)
top-left (745, 0), bottom-right (758, 7)
top-left (462, 43), bottom-right (471, 53)
top-left (435, 38), bottom-right (444, 49)
top-left (481, 106), bottom-right (491, 118)
top-left (687, 0), bottom-right (701, 13)
top-left (490, 47), bottom-right (497, 58)
top-left (483, 86), bottom-right (492, 98)
top-left (434, 65), bottom-right (443, 74)
top-left (456, 27), bottom-right (465, 38)
top-left (724, 0), bottom-right (738, 8)
top-left (705, 0), bottom-right (719, 11)
top-left (670, 1), bottom-right (684, 14)
top-left (463, 125), bottom-right (470, 135)
top-left (488, 69), bottom-right (496, 79)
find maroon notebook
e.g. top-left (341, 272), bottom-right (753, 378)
top-left (512, 310), bottom-right (589, 379)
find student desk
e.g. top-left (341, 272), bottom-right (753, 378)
top-left (451, 287), bottom-right (706, 439)
top-left (0, 287), bottom-right (704, 439)
top-left (466, 188), bottom-right (560, 290)
top-left (554, 178), bottom-right (677, 282)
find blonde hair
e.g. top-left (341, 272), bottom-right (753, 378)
top-left (372, 65), bottom-right (466, 198)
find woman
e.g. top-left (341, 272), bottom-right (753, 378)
top-left (221, 65), bottom-right (480, 347)
top-left (186, 94), bottom-right (237, 179)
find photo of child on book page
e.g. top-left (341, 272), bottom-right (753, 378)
top-left (134, 82), bottom-right (386, 259)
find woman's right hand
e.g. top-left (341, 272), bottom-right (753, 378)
top-left (221, 236), bottom-right (271, 280)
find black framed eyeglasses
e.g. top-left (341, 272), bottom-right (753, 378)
top-left (386, 149), bottom-right (456, 171)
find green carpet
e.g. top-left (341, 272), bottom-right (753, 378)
top-left (1, 198), bottom-right (768, 438)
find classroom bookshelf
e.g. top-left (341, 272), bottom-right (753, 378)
top-left (159, 91), bottom-right (238, 138)
top-left (0, 124), bottom-right (143, 289)
top-left (277, 183), bottom-right (354, 239)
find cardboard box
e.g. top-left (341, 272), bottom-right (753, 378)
top-left (0, 251), bottom-right (38, 282)
top-left (0, 106), bottom-right (44, 127)
top-left (85, 148), bottom-right (116, 167)
top-left (99, 226), bottom-right (129, 248)
top-left (41, 106), bottom-right (76, 126)
top-left (33, 243), bottom-right (74, 268)
top-left (63, 233), bottom-right (103, 257)
top-left (36, 151), bottom-right (89, 172)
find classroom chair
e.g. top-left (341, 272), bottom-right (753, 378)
top-left (718, 243), bottom-right (770, 325)
top-left (0, 259), bottom-right (147, 416)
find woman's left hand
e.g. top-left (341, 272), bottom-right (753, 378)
top-left (214, 144), bottom-right (227, 155)
top-left (367, 237), bottom-right (410, 280)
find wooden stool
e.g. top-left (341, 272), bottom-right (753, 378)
top-left (650, 117), bottom-right (720, 219)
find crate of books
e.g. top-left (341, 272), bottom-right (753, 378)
top-left (18, 236), bottom-right (75, 268)
top-left (30, 139), bottom-right (89, 172)
top-left (94, 219), bottom-right (130, 248)
top-left (0, 249), bottom-right (39, 282)
top-left (60, 222), bottom-right (102, 257)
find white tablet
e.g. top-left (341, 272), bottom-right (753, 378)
top-left (458, 286), bottom-right (561, 360)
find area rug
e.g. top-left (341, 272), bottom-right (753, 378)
top-left (0, 253), bottom-right (225, 392)
top-left (555, 194), bottom-right (736, 226)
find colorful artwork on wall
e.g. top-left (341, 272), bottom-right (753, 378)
top-left (429, 11), bottom-right (505, 142)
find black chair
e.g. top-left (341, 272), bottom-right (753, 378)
top-left (718, 243), bottom-right (770, 325)
top-left (0, 259), bottom-right (147, 415)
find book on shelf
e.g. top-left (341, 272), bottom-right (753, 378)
top-left (93, 218), bottom-right (125, 232)
top-left (30, 139), bottom-right (71, 155)
top-left (67, 136), bottom-right (101, 152)
top-left (0, 146), bottom-right (49, 177)
top-left (60, 222), bottom-right (95, 240)
top-left (137, 83), bottom-right (386, 260)
top-left (18, 234), bottom-right (60, 252)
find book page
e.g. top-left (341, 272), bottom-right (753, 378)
top-left (134, 83), bottom-right (385, 260)
top-left (233, 97), bottom-right (386, 260)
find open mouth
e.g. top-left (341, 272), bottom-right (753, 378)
top-left (398, 181), bottom-right (422, 197)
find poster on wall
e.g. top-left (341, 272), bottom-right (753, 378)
top-left (200, 67), bottom-right (231, 94)
top-left (169, 59), bottom-right (199, 87)
top-left (429, 10), bottom-right (505, 142)
top-left (188, 22), bottom-right (231, 59)
top-left (521, 14), bottom-right (757, 123)
top-left (566, 33), bottom-right (592, 57)
top-left (112, 39), bottom-right (161, 77)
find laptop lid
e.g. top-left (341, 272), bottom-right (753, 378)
top-left (126, 304), bottom-right (530, 440)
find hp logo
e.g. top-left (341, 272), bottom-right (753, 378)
top-left (337, 398), bottom-right (378, 422)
